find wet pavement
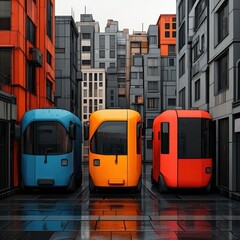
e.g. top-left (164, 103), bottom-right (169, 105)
top-left (0, 164), bottom-right (240, 239)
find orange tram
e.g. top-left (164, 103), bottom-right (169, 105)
top-left (85, 109), bottom-right (142, 193)
top-left (151, 109), bottom-right (212, 193)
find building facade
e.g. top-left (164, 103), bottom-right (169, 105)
top-left (81, 68), bottom-right (106, 161)
top-left (55, 16), bottom-right (80, 117)
top-left (0, 0), bottom-right (55, 191)
top-left (144, 25), bottom-right (161, 162)
top-left (176, 0), bottom-right (240, 197)
top-left (157, 14), bottom-right (177, 111)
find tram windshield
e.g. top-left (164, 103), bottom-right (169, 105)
top-left (178, 118), bottom-right (211, 159)
top-left (90, 121), bottom-right (127, 155)
top-left (23, 121), bottom-right (72, 155)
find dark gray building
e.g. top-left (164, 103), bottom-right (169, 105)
top-left (0, 91), bottom-right (16, 193)
top-left (176, 0), bottom-right (240, 198)
top-left (55, 16), bottom-right (80, 117)
top-left (144, 25), bottom-right (161, 162)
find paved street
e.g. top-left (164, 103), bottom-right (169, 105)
top-left (0, 164), bottom-right (240, 239)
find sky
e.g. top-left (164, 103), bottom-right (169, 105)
top-left (55, 0), bottom-right (176, 33)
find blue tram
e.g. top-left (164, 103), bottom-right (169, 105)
top-left (20, 108), bottom-right (82, 191)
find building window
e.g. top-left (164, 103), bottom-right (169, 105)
top-left (172, 31), bottom-right (176, 38)
top-left (168, 45), bottom-right (176, 56)
top-left (99, 73), bottom-right (103, 81)
top-left (201, 34), bottom-right (205, 52)
top-left (179, 88), bottom-right (185, 109)
top-left (165, 23), bottom-right (170, 29)
top-left (217, 51), bottom-right (228, 92)
top-left (149, 35), bottom-right (157, 44)
top-left (47, 51), bottom-right (52, 66)
top-left (147, 98), bottom-right (158, 109)
top-left (99, 63), bottom-right (105, 68)
top-left (179, 54), bottom-right (185, 78)
top-left (27, 62), bottom-right (36, 94)
top-left (148, 81), bottom-right (158, 91)
top-left (82, 46), bottom-right (91, 52)
top-left (147, 140), bottom-right (152, 149)
top-left (147, 119), bottom-right (154, 128)
top-left (217, 1), bottom-right (228, 44)
top-left (99, 35), bottom-right (105, 49)
top-left (0, 0), bottom-right (11, 30)
top-left (147, 58), bottom-right (158, 76)
top-left (47, 0), bottom-right (53, 40)
top-left (26, 16), bottom-right (36, 45)
top-left (168, 98), bottom-right (176, 106)
top-left (82, 33), bottom-right (91, 39)
top-left (110, 50), bottom-right (115, 58)
top-left (82, 60), bottom-right (91, 65)
top-left (195, 0), bottom-right (206, 29)
top-left (165, 31), bottom-right (170, 38)
top-left (110, 35), bottom-right (115, 49)
top-left (99, 50), bottom-right (105, 58)
top-left (193, 39), bottom-right (200, 62)
top-left (46, 79), bottom-right (53, 102)
top-left (195, 79), bottom-right (200, 101)
top-left (0, 48), bottom-right (11, 84)
top-left (169, 58), bottom-right (174, 66)
top-left (131, 72), bottom-right (137, 79)
top-left (55, 48), bottom-right (65, 54)
top-left (172, 23), bottom-right (176, 29)
top-left (118, 56), bottom-right (126, 68)
top-left (178, 22), bottom-right (185, 50)
top-left (135, 95), bottom-right (143, 104)
top-left (178, 0), bottom-right (185, 25)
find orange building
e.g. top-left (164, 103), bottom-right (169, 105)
top-left (0, 0), bottom-right (55, 188)
top-left (157, 14), bottom-right (176, 57)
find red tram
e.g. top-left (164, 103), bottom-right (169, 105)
top-left (151, 110), bottom-right (212, 192)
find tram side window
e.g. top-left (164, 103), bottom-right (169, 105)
top-left (91, 122), bottom-right (127, 155)
top-left (137, 122), bottom-right (142, 154)
top-left (161, 122), bottom-right (169, 154)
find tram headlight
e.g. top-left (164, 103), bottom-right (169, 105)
top-left (61, 159), bottom-right (68, 166)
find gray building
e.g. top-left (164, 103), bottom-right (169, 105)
top-left (209, 0), bottom-right (240, 195)
top-left (176, 0), bottom-right (240, 197)
top-left (76, 14), bottom-right (100, 69)
top-left (176, 0), bottom-right (195, 109)
top-left (95, 20), bottom-right (129, 108)
top-left (144, 25), bottom-right (161, 162)
top-left (130, 54), bottom-right (144, 116)
top-left (55, 16), bottom-right (80, 117)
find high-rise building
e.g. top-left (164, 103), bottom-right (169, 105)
top-left (55, 16), bottom-right (81, 117)
top-left (157, 14), bottom-right (177, 111)
top-left (0, 0), bottom-right (55, 191)
top-left (81, 68), bottom-right (106, 161)
top-left (143, 25), bottom-right (161, 162)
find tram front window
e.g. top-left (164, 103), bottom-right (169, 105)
top-left (90, 121), bottom-right (127, 155)
top-left (23, 122), bottom-right (72, 155)
top-left (178, 118), bottom-right (211, 159)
